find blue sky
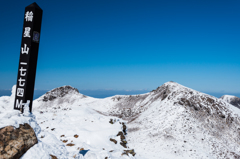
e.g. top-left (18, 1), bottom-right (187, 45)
top-left (0, 0), bottom-right (239, 95)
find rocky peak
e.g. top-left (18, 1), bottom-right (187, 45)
top-left (108, 82), bottom-right (198, 119)
top-left (220, 95), bottom-right (240, 109)
top-left (149, 81), bottom-right (199, 103)
top-left (152, 81), bottom-right (178, 92)
top-left (108, 81), bottom-right (239, 124)
top-left (123, 83), bottom-right (240, 159)
top-left (42, 85), bottom-right (80, 102)
top-left (156, 82), bottom-right (236, 121)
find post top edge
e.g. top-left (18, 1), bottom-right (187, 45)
top-left (26, 2), bottom-right (42, 10)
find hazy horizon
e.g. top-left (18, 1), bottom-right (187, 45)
top-left (1, 88), bottom-right (239, 100)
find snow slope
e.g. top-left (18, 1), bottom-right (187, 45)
top-left (0, 86), bottom-right (136, 159)
top-left (122, 82), bottom-right (240, 159)
top-left (33, 92), bottom-right (135, 159)
top-left (1, 82), bottom-right (240, 159)
top-left (0, 86), bottom-right (69, 158)
top-left (80, 81), bottom-right (240, 159)
top-left (220, 95), bottom-right (240, 109)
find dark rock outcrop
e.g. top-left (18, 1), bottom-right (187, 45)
top-left (109, 138), bottom-right (117, 144)
top-left (0, 123), bottom-right (38, 159)
top-left (42, 86), bottom-right (80, 102)
top-left (122, 149), bottom-right (136, 156)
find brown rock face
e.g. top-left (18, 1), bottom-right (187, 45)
top-left (0, 123), bottom-right (38, 159)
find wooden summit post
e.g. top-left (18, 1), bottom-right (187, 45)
top-left (14, 2), bottom-right (43, 113)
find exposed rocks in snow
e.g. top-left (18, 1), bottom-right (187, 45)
top-left (106, 82), bottom-right (239, 126)
top-left (117, 131), bottom-right (125, 141)
top-left (122, 82), bottom-right (240, 159)
top-left (50, 154), bottom-right (58, 159)
top-left (108, 118), bottom-right (136, 156)
top-left (122, 122), bottom-right (127, 135)
top-left (110, 138), bottom-right (117, 144)
top-left (220, 95), bottom-right (240, 109)
top-left (109, 118), bottom-right (115, 124)
top-left (117, 130), bottom-right (128, 148)
top-left (42, 85), bottom-right (81, 102)
top-left (122, 149), bottom-right (136, 156)
top-left (94, 81), bottom-right (240, 158)
top-left (2, 82), bottom-right (239, 159)
top-left (34, 85), bottom-right (89, 112)
top-left (66, 143), bottom-right (75, 146)
top-left (62, 140), bottom-right (68, 143)
top-left (114, 122), bottom-right (128, 148)
top-left (0, 123), bottom-right (38, 159)
top-left (74, 134), bottom-right (78, 138)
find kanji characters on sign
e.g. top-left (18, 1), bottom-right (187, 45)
top-left (16, 62), bottom-right (28, 103)
top-left (21, 44), bottom-right (29, 54)
top-left (15, 10), bottom-right (34, 110)
top-left (25, 11), bottom-right (33, 22)
top-left (14, 2), bottom-right (42, 112)
top-left (19, 67), bottom-right (27, 76)
top-left (17, 88), bottom-right (24, 97)
top-left (23, 27), bottom-right (31, 38)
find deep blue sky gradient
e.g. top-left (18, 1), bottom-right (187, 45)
top-left (0, 0), bottom-right (239, 94)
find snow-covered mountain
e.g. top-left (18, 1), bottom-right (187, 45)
top-left (1, 82), bottom-right (240, 159)
top-left (113, 82), bottom-right (240, 159)
top-left (78, 81), bottom-right (239, 159)
top-left (220, 95), bottom-right (240, 109)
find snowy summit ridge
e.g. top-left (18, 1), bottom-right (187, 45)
top-left (34, 85), bottom-right (89, 111)
top-left (41, 85), bottom-right (84, 102)
top-left (1, 81), bottom-right (240, 159)
top-left (91, 81), bottom-right (240, 159)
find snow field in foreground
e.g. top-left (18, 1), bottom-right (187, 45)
top-left (0, 86), bottom-right (136, 159)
